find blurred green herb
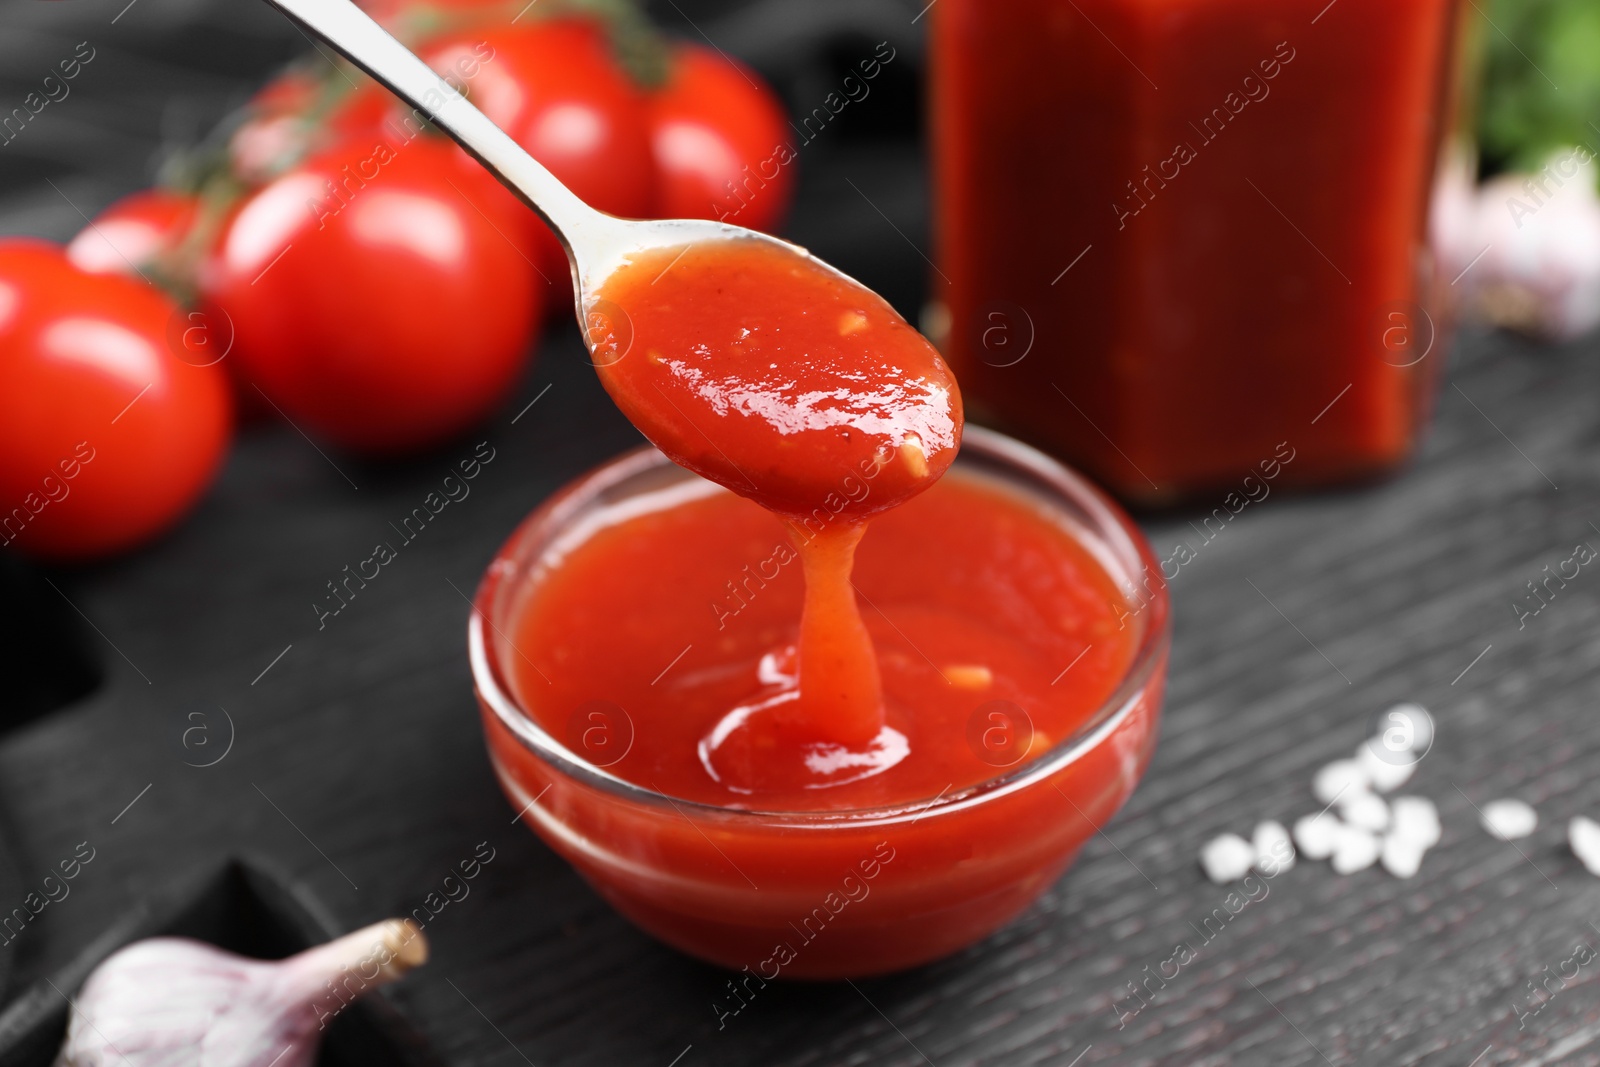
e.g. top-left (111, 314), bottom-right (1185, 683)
top-left (1478, 0), bottom-right (1600, 177)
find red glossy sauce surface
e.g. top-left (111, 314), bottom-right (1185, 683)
top-left (505, 470), bottom-right (1137, 810)
top-left (931, 0), bottom-right (1462, 499)
top-left (588, 238), bottom-right (961, 520)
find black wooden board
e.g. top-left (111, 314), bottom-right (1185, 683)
top-left (5, 1), bottom-right (1600, 1065)
top-left (0, 859), bottom-right (445, 1067)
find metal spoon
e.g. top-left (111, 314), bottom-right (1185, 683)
top-left (260, 0), bottom-right (809, 324)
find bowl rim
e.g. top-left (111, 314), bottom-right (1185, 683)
top-left (469, 425), bottom-right (1170, 829)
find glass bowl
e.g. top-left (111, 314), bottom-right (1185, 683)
top-left (470, 426), bottom-right (1170, 978)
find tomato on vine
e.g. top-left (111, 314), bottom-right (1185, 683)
top-left (646, 43), bottom-right (794, 233)
top-left (418, 20), bottom-right (653, 218)
top-left (231, 68), bottom-right (392, 184)
top-left (0, 241), bottom-right (233, 560)
top-left (200, 134), bottom-right (543, 455)
top-left (406, 19), bottom-right (655, 279)
top-left (66, 189), bottom-right (199, 278)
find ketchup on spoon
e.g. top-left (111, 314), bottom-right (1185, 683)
top-left (589, 238), bottom-right (963, 791)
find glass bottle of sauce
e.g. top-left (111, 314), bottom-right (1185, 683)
top-left (930, 0), bottom-right (1477, 501)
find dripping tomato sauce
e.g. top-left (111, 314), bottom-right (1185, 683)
top-left (588, 238), bottom-right (963, 778)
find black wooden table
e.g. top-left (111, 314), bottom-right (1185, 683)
top-left (4, 2), bottom-right (1600, 1064)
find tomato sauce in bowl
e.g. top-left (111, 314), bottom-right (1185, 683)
top-left (472, 429), bottom-right (1168, 977)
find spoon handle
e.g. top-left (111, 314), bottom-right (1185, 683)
top-left (260, 0), bottom-right (612, 264)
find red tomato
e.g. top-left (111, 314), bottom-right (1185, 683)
top-left (232, 70), bottom-right (391, 184)
top-left (230, 70), bottom-right (324, 183)
top-left (252, 68), bottom-right (322, 114)
top-left (200, 134), bottom-right (543, 454)
top-left (418, 21), bottom-right (652, 217)
top-left (65, 189), bottom-right (199, 277)
top-left (327, 81), bottom-right (398, 134)
top-left (412, 20), bottom-right (654, 279)
top-left (646, 44), bottom-right (794, 232)
top-left (0, 241), bottom-right (233, 560)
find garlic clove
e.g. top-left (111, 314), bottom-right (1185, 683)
top-left (54, 918), bottom-right (427, 1067)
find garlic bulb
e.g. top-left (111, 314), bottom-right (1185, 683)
top-left (1439, 147), bottom-right (1600, 342)
top-left (54, 918), bottom-right (428, 1067)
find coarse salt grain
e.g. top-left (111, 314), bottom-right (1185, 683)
top-left (1380, 834), bottom-right (1425, 879)
top-left (1200, 833), bottom-right (1255, 884)
top-left (1481, 798), bottom-right (1537, 841)
top-left (1339, 790), bottom-right (1390, 833)
top-left (1381, 702), bottom-right (1434, 753)
top-left (1570, 816), bottom-right (1600, 876)
top-left (1313, 759), bottom-right (1370, 804)
top-left (1389, 796), bottom-right (1441, 849)
top-left (1293, 811), bottom-right (1340, 860)
top-left (1357, 740), bottom-right (1416, 792)
top-left (1253, 820), bottom-right (1295, 873)
top-left (1331, 824), bottom-right (1380, 874)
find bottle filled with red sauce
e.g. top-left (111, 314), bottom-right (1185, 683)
top-left (472, 236), bottom-right (1170, 977)
top-left (929, 0), bottom-right (1478, 502)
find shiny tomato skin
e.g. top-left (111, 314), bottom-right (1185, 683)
top-left (320, 80), bottom-right (396, 136)
top-left (417, 21), bottom-right (653, 218)
top-left (647, 44), bottom-right (794, 232)
top-left (232, 71), bottom-right (392, 184)
top-left (65, 189), bottom-right (199, 277)
top-left (414, 20), bottom-right (652, 281)
top-left (437, 133), bottom-right (568, 289)
top-left (0, 240), bottom-right (233, 560)
top-left (199, 134), bottom-right (542, 455)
